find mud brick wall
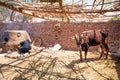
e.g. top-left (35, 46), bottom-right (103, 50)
top-left (0, 20), bottom-right (120, 52)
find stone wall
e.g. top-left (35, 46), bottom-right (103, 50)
top-left (0, 20), bottom-right (120, 52)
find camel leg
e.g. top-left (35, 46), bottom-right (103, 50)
top-left (99, 51), bottom-right (104, 59)
top-left (99, 44), bottom-right (104, 59)
top-left (105, 44), bottom-right (109, 59)
top-left (84, 45), bottom-right (88, 60)
top-left (79, 50), bottom-right (83, 61)
top-left (84, 50), bottom-right (88, 60)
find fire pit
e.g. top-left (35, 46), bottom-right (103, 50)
top-left (1, 30), bottom-right (31, 52)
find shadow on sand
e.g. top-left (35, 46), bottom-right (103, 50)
top-left (65, 54), bottom-right (120, 80)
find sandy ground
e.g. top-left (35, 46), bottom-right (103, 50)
top-left (0, 47), bottom-right (120, 80)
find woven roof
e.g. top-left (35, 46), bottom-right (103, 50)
top-left (0, 0), bottom-right (120, 21)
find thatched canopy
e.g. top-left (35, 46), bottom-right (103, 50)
top-left (0, 0), bottom-right (120, 21)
